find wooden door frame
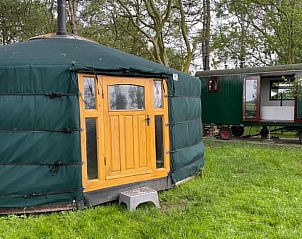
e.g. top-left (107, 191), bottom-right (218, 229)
top-left (78, 74), bottom-right (105, 192)
top-left (78, 74), bottom-right (170, 192)
top-left (148, 79), bottom-right (170, 176)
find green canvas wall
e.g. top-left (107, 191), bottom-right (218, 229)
top-left (0, 37), bottom-right (204, 209)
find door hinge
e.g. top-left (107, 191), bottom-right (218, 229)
top-left (104, 156), bottom-right (107, 166)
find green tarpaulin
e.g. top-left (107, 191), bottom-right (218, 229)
top-left (0, 36), bottom-right (204, 209)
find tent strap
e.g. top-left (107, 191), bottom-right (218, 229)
top-left (0, 162), bottom-right (81, 166)
top-left (167, 117), bottom-right (201, 126)
top-left (0, 128), bottom-right (81, 133)
top-left (0, 92), bottom-right (77, 98)
top-left (0, 188), bottom-right (84, 199)
top-left (169, 141), bottom-right (203, 154)
top-left (0, 162), bottom-right (82, 176)
top-left (167, 95), bottom-right (200, 99)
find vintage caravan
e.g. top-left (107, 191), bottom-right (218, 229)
top-left (196, 64), bottom-right (302, 142)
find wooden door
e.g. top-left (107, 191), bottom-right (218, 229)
top-left (103, 77), bottom-right (153, 182)
top-left (79, 74), bottom-right (170, 191)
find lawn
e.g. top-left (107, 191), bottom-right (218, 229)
top-left (243, 125), bottom-right (298, 138)
top-left (1, 140), bottom-right (302, 239)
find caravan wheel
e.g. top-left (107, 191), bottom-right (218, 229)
top-left (219, 127), bottom-right (232, 140)
top-left (299, 130), bottom-right (302, 144)
top-left (231, 126), bottom-right (245, 137)
top-left (260, 126), bottom-right (269, 139)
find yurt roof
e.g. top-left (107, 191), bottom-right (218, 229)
top-left (0, 36), bottom-right (174, 75)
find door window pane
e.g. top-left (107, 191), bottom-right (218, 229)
top-left (244, 79), bottom-right (258, 118)
top-left (155, 116), bottom-right (164, 168)
top-left (85, 118), bottom-right (98, 180)
top-left (153, 81), bottom-right (163, 108)
top-left (84, 77), bottom-right (96, 109)
top-left (109, 85), bottom-right (145, 110)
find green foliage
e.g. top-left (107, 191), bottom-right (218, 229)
top-left (1, 140), bottom-right (302, 238)
top-left (1, 0), bottom-right (302, 70)
top-left (0, 0), bottom-right (55, 44)
top-left (75, 0), bottom-right (203, 72)
top-left (212, 0), bottom-right (302, 67)
top-left (77, 0), bottom-right (148, 57)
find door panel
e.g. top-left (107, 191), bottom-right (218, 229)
top-left (124, 116), bottom-right (134, 170)
top-left (109, 116), bottom-right (121, 172)
top-left (107, 114), bottom-right (149, 176)
top-left (138, 115), bottom-right (148, 168)
top-left (243, 76), bottom-right (260, 121)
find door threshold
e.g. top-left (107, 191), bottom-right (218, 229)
top-left (84, 176), bottom-right (172, 206)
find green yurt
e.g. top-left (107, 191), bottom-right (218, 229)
top-left (0, 2), bottom-right (204, 213)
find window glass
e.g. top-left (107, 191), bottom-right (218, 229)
top-left (85, 118), bottom-right (98, 180)
top-left (207, 77), bottom-right (219, 92)
top-left (270, 78), bottom-right (295, 100)
top-left (84, 77), bottom-right (96, 109)
top-left (155, 116), bottom-right (164, 168)
top-left (244, 79), bottom-right (257, 118)
top-left (109, 85), bottom-right (145, 110)
top-left (153, 81), bottom-right (163, 108)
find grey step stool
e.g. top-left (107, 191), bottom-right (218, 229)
top-left (119, 187), bottom-right (160, 211)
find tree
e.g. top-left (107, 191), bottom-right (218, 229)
top-left (110, 0), bottom-right (203, 73)
top-left (212, 0), bottom-right (302, 68)
top-left (76, 0), bottom-right (147, 56)
top-left (114, 0), bottom-right (173, 67)
top-left (0, 0), bottom-right (54, 45)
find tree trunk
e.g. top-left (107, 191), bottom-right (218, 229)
top-left (177, 0), bottom-right (193, 73)
top-left (202, 0), bottom-right (211, 70)
top-left (239, 12), bottom-right (246, 68)
top-left (183, 51), bottom-right (193, 73)
top-left (68, 0), bottom-right (78, 35)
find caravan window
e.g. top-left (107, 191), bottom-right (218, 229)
top-left (270, 78), bottom-right (295, 100)
top-left (207, 76), bottom-right (219, 92)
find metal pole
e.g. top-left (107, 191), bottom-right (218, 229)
top-left (57, 0), bottom-right (67, 35)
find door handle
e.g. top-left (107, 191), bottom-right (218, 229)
top-left (145, 114), bottom-right (151, 126)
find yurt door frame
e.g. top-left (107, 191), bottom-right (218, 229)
top-left (78, 74), bottom-right (170, 192)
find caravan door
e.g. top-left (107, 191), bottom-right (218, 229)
top-left (243, 76), bottom-right (260, 122)
top-left (295, 73), bottom-right (302, 123)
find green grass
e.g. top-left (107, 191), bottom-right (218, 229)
top-left (1, 140), bottom-right (302, 239)
top-left (243, 125), bottom-right (298, 138)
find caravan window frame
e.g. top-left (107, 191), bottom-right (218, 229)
top-left (207, 76), bottom-right (220, 93)
top-left (269, 78), bottom-right (295, 101)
